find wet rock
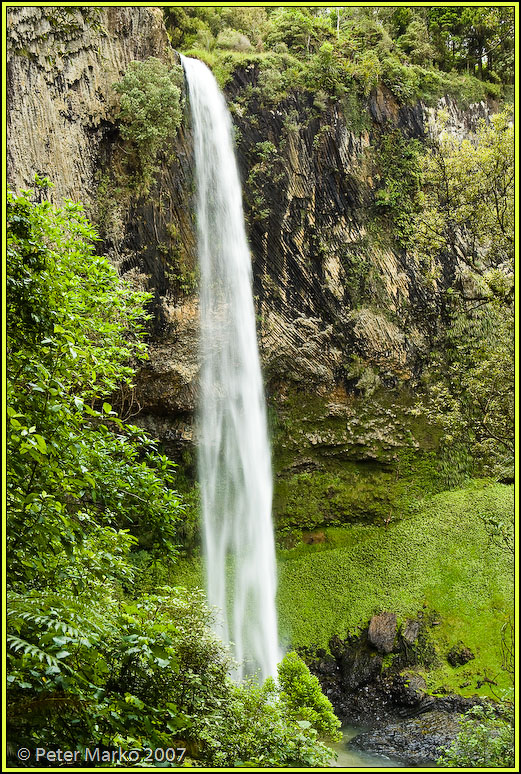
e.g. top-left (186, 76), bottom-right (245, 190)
top-left (329, 633), bottom-right (383, 691)
top-left (349, 710), bottom-right (462, 765)
top-left (388, 673), bottom-right (427, 709)
top-left (368, 613), bottom-right (397, 654)
top-left (402, 618), bottom-right (421, 646)
top-left (447, 643), bottom-right (475, 667)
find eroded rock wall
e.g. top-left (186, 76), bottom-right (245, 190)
top-left (7, 8), bottom-right (490, 477)
top-left (7, 6), bottom-right (198, 448)
top-left (7, 6), bottom-right (170, 203)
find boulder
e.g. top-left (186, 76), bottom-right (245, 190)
top-left (368, 612), bottom-right (397, 654)
top-left (447, 643), bottom-right (475, 667)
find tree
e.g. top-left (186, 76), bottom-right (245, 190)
top-left (6, 180), bottom-right (185, 587)
top-left (416, 109), bottom-right (514, 298)
top-left (397, 18), bottom-right (437, 66)
top-left (265, 8), bottom-right (332, 56)
top-left (459, 7), bottom-right (514, 81)
top-left (113, 58), bottom-right (184, 190)
top-left (413, 111), bottom-right (514, 479)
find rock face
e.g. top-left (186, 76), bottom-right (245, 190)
top-left (368, 613), bottom-right (398, 654)
top-left (7, 7), bottom-right (171, 203)
top-left (301, 612), bottom-right (482, 725)
top-left (447, 643), bottom-right (475, 667)
top-left (6, 8), bottom-right (491, 462)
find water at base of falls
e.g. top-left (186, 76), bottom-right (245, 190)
top-left (181, 54), bottom-right (280, 682)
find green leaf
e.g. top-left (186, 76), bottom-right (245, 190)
top-left (34, 435), bottom-right (47, 454)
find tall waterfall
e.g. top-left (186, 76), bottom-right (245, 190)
top-left (181, 55), bottom-right (280, 681)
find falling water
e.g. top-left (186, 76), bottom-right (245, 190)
top-left (181, 55), bottom-right (280, 681)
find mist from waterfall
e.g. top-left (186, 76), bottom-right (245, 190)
top-left (181, 55), bottom-right (280, 682)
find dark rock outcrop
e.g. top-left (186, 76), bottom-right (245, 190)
top-left (303, 613), bottom-right (482, 730)
top-left (447, 643), bottom-right (475, 667)
top-left (349, 710), bottom-right (461, 765)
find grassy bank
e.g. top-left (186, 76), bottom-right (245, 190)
top-left (170, 481), bottom-right (514, 699)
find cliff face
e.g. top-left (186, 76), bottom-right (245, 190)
top-left (7, 8), bottom-right (489, 483)
top-left (225, 68), bottom-right (490, 396)
top-left (7, 7), bottom-right (170, 202)
top-left (7, 6), bottom-right (198, 447)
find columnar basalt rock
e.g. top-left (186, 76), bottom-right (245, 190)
top-left (7, 7), bottom-right (171, 204)
top-left (7, 7), bottom-right (491, 457)
top-left (7, 6), bottom-right (198, 446)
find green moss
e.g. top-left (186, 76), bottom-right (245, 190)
top-left (274, 467), bottom-right (401, 533)
top-left (270, 388), bottom-right (446, 537)
top-left (172, 482), bottom-right (513, 700)
top-left (277, 482), bottom-right (513, 698)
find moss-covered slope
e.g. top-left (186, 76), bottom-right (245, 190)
top-left (172, 481), bottom-right (513, 699)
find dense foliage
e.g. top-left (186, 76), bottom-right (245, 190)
top-left (165, 6), bottom-right (513, 105)
top-left (413, 110), bottom-right (514, 481)
top-left (113, 57), bottom-right (184, 192)
top-left (6, 181), bottom-right (339, 766)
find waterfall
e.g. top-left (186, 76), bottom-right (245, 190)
top-left (181, 55), bottom-right (280, 681)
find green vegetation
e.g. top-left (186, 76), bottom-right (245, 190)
top-left (6, 180), bottom-right (180, 580)
top-left (413, 110), bottom-right (514, 481)
top-left (437, 701), bottom-right (514, 767)
top-left (272, 449), bottom-right (446, 541)
top-left (278, 652), bottom-right (341, 741)
top-left (173, 482), bottom-right (514, 701)
top-left (7, 5), bottom-right (515, 766)
top-left (6, 182), bottom-right (339, 767)
top-left (166, 6), bottom-right (513, 107)
top-left (113, 57), bottom-right (184, 193)
top-left (373, 130), bottom-right (424, 248)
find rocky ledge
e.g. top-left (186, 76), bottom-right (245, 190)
top-left (301, 611), bottom-right (485, 765)
top-left (349, 710), bottom-right (461, 766)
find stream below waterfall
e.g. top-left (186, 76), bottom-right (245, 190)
top-left (330, 725), bottom-right (436, 768)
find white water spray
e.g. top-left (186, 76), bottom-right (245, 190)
top-left (181, 55), bottom-right (280, 681)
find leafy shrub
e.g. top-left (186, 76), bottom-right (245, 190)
top-left (278, 651), bottom-right (341, 740)
top-left (437, 702), bottom-right (514, 767)
top-left (216, 27), bottom-right (252, 52)
top-left (7, 586), bottom-right (228, 757)
top-left (197, 677), bottom-right (334, 767)
top-left (381, 55), bottom-right (421, 102)
top-left (443, 70), bottom-right (501, 107)
top-left (303, 42), bottom-right (352, 97)
top-left (373, 130), bottom-right (424, 246)
top-left (113, 57), bottom-right (184, 191)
